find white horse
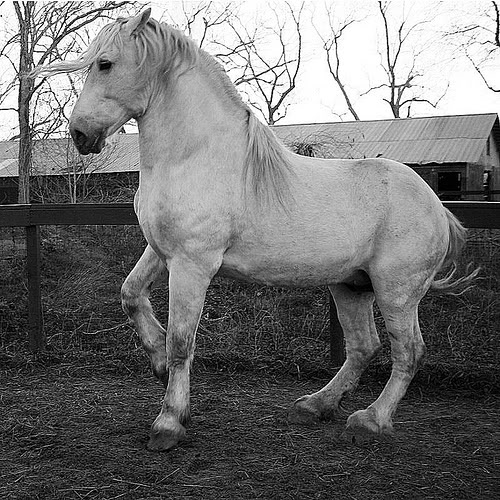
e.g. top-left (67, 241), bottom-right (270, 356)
top-left (34, 9), bottom-right (477, 451)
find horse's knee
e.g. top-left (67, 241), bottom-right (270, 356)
top-left (346, 332), bottom-right (381, 367)
top-left (166, 339), bottom-right (193, 368)
top-left (121, 280), bottom-right (139, 318)
top-left (166, 328), bottom-right (195, 368)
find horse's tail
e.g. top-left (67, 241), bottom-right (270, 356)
top-left (429, 208), bottom-right (480, 295)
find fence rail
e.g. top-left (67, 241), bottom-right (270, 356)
top-left (1, 202), bottom-right (500, 363)
top-left (438, 189), bottom-right (500, 199)
top-left (0, 203), bottom-right (138, 226)
top-left (2, 201), bottom-right (500, 229)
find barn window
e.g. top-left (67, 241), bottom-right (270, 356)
top-left (487, 137), bottom-right (491, 156)
top-left (438, 172), bottom-right (461, 200)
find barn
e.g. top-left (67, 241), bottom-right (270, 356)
top-left (0, 113), bottom-right (499, 203)
top-left (0, 135), bottom-right (140, 204)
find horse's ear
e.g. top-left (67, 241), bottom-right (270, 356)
top-left (126, 8), bottom-right (151, 36)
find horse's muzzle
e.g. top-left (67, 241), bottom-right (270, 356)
top-left (70, 125), bottom-right (106, 155)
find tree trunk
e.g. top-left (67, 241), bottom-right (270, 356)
top-left (15, 2), bottom-right (35, 204)
top-left (18, 73), bottom-right (33, 203)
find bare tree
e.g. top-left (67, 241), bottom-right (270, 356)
top-left (161, 1), bottom-right (255, 78)
top-left (224, 1), bottom-right (305, 125)
top-left (364, 1), bottom-right (447, 118)
top-left (0, 1), bottom-right (133, 203)
top-left (448, 0), bottom-right (500, 92)
top-left (316, 6), bottom-right (362, 120)
top-left (161, 1), bottom-right (236, 50)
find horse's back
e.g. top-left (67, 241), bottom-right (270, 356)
top-left (291, 154), bottom-right (447, 237)
top-left (268, 153), bottom-right (446, 243)
top-left (291, 154), bottom-right (439, 210)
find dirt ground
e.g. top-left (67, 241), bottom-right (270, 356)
top-left (0, 368), bottom-right (498, 500)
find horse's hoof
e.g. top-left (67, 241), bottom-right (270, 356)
top-left (147, 415), bottom-right (186, 452)
top-left (342, 424), bottom-right (377, 446)
top-left (343, 408), bottom-right (393, 446)
top-left (288, 395), bottom-right (323, 425)
top-left (147, 428), bottom-right (185, 451)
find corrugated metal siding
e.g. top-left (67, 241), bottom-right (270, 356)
top-left (0, 159), bottom-right (17, 177)
top-left (0, 142), bottom-right (18, 161)
top-left (99, 135), bottom-right (140, 173)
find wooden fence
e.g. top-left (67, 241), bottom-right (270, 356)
top-left (1, 201), bottom-right (499, 365)
top-left (438, 189), bottom-right (500, 201)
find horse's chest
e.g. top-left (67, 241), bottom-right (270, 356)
top-left (139, 208), bottom-right (187, 254)
top-left (137, 192), bottom-right (229, 262)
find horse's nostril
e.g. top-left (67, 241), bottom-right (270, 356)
top-left (71, 128), bottom-right (87, 147)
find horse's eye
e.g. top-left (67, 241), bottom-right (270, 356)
top-left (98, 60), bottom-right (112, 71)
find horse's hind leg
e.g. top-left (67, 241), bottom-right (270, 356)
top-left (289, 284), bottom-right (381, 424)
top-left (345, 295), bottom-right (425, 443)
top-left (121, 244), bottom-right (168, 386)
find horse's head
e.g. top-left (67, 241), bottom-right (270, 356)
top-left (33, 9), bottom-right (199, 155)
top-left (69, 9), bottom-right (152, 155)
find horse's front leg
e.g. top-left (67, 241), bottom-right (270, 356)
top-left (148, 257), bottom-right (213, 451)
top-left (121, 244), bottom-right (168, 385)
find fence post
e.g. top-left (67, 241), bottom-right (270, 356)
top-left (329, 292), bottom-right (345, 367)
top-left (26, 224), bottom-right (44, 352)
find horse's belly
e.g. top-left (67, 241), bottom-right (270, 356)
top-left (218, 248), bottom-right (362, 287)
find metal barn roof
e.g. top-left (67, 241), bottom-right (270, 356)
top-left (272, 113), bottom-right (500, 165)
top-left (0, 134), bottom-right (140, 177)
top-left (0, 113), bottom-right (498, 178)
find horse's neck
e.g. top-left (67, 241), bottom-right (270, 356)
top-left (137, 66), bottom-right (247, 172)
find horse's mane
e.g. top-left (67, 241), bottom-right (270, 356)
top-left (32, 14), bottom-right (293, 208)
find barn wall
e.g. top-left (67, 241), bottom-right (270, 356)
top-left (31, 172), bottom-right (139, 203)
top-left (481, 130), bottom-right (500, 201)
top-left (410, 163), bottom-right (468, 200)
top-left (410, 166), bottom-right (435, 190)
top-left (465, 163), bottom-right (486, 201)
top-left (493, 171), bottom-right (500, 201)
